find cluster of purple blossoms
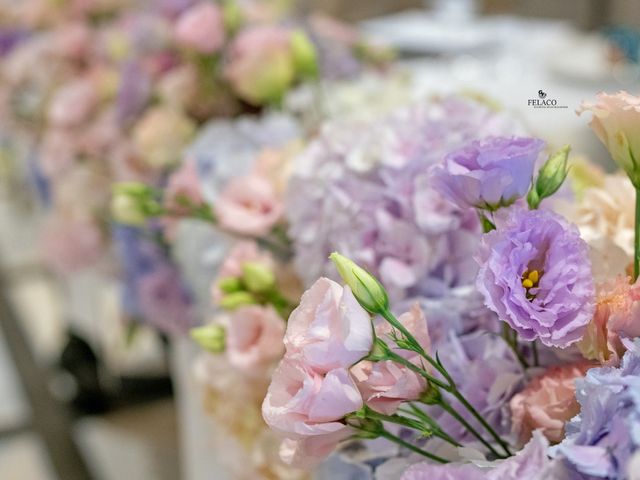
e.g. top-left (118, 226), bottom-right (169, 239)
top-left (287, 96), bottom-right (525, 301)
top-left (555, 343), bottom-right (640, 479)
top-left (401, 431), bottom-right (566, 480)
top-left (113, 225), bottom-right (194, 335)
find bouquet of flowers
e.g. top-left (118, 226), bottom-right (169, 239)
top-left (132, 90), bottom-right (640, 479)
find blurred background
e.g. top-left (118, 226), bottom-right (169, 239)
top-left (0, 0), bottom-right (639, 479)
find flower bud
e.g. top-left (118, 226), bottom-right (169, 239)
top-left (218, 291), bottom-right (257, 310)
top-left (222, 0), bottom-right (243, 34)
top-left (241, 262), bottom-right (275, 293)
top-left (190, 324), bottom-right (226, 353)
top-left (291, 30), bottom-right (318, 80)
top-left (217, 277), bottom-right (243, 294)
top-left (527, 145), bottom-right (570, 209)
top-left (329, 252), bottom-right (389, 314)
top-left (419, 383), bottom-right (442, 405)
top-left (111, 182), bottom-right (158, 226)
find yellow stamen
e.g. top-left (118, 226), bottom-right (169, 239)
top-left (522, 279), bottom-right (534, 289)
top-left (527, 270), bottom-right (539, 284)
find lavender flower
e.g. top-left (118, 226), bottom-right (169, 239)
top-left (555, 344), bottom-right (640, 478)
top-left (401, 431), bottom-right (556, 480)
top-left (476, 208), bottom-right (595, 348)
top-left (428, 331), bottom-right (524, 443)
top-left (113, 225), bottom-right (194, 334)
top-left (287, 96), bottom-right (525, 300)
top-left (431, 136), bottom-right (545, 210)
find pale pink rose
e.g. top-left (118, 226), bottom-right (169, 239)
top-left (215, 174), bottom-right (283, 236)
top-left (157, 64), bottom-right (199, 109)
top-left (54, 22), bottom-right (92, 60)
top-left (132, 106), bottom-right (196, 169)
top-left (40, 215), bottom-right (104, 275)
top-left (252, 142), bottom-right (301, 196)
top-left (212, 241), bottom-right (275, 301)
top-left (510, 363), bottom-right (591, 445)
top-left (164, 159), bottom-right (204, 214)
top-left (48, 78), bottom-right (98, 127)
top-left (225, 305), bottom-right (285, 373)
top-left (174, 2), bottom-right (225, 54)
top-left (108, 141), bottom-right (159, 183)
top-left (579, 276), bottom-right (640, 365)
top-left (284, 277), bottom-right (373, 373)
top-left (161, 159), bottom-right (206, 240)
top-left (217, 241), bottom-right (275, 279)
top-left (351, 304), bottom-right (429, 415)
top-left (262, 358), bottom-right (361, 465)
top-left (224, 26), bottom-right (295, 105)
top-left (577, 92), bottom-right (640, 184)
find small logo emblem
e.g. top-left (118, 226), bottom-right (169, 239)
top-left (528, 90), bottom-right (567, 109)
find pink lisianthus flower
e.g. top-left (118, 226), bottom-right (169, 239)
top-left (351, 304), bottom-right (430, 415)
top-left (284, 277), bottom-right (373, 373)
top-left (225, 305), bottom-right (285, 374)
top-left (40, 214), bottom-right (104, 275)
top-left (132, 106), bottom-right (196, 170)
top-left (262, 358), bottom-right (361, 467)
top-left (510, 363), bottom-right (591, 445)
top-left (224, 26), bottom-right (295, 105)
top-left (161, 159), bottom-right (206, 240)
top-left (54, 22), bottom-right (92, 60)
top-left (579, 277), bottom-right (640, 365)
top-left (47, 78), bottom-right (98, 127)
top-left (211, 241), bottom-right (275, 302)
top-left (215, 174), bottom-right (283, 237)
top-left (164, 159), bottom-right (204, 215)
top-left (174, 2), bottom-right (225, 54)
top-left (578, 91), bottom-right (640, 187)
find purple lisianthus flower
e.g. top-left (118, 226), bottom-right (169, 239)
top-left (401, 431), bottom-right (557, 480)
top-left (431, 136), bottom-right (545, 210)
top-left (476, 208), bottom-right (595, 348)
top-left (555, 344), bottom-right (640, 478)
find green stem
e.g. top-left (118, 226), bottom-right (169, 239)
top-left (532, 341), bottom-right (540, 367)
top-left (378, 429), bottom-right (448, 464)
top-left (635, 186), bottom-right (640, 282)
top-left (378, 343), bottom-right (449, 390)
top-left (400, 404), bottom-right (462, 447)
top-left (379, 309), bottom-right (448, 380)
top-left (437, 398), bottom-right (503, 458)
top-left (378, 308), bottom-right (513, 457)
top-left (449, 390), bottom-right (512, 457)
top-left (502, 323), bottom-right (529, 369)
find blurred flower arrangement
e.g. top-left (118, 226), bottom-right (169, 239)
top-left (4, 1), bottom-right (640, 479)
top-left (0, 0), bottom-right (390, 332)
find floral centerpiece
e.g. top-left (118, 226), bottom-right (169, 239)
top-left (121, 89), bottom-right (640, 479)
